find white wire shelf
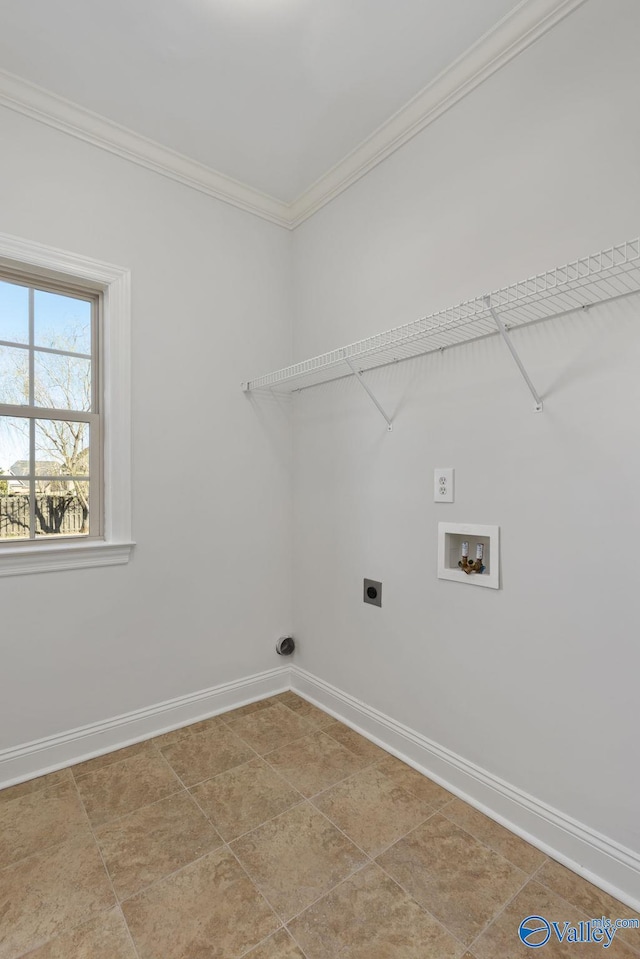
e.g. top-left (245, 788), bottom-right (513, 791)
top-left (243, 238), bottom-right (640, 393)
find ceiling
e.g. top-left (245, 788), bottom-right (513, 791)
top-left (0, 0), bottom-right (586, 225)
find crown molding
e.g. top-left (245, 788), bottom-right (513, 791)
top-left (0, 68), bottom-right (291, 229)
top-left (288, 0), bottom-right (589, 228)
top-left (0, 0), bottom-right (587, 231)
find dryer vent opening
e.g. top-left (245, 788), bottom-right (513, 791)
top-left (276, 636), bottom-right (295, 656)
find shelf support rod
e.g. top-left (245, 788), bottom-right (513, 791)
top-left (485, 296), bottom-right (543, 412)
top-left (343, 356), bottom-right (393, 430)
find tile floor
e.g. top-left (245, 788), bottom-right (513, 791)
top-left (1, 692), bottom-right (639, 958)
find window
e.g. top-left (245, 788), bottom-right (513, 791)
top-left (0, 274), bottom-right (101, 542)
top-left (0, 232), bottom-right (132, 575)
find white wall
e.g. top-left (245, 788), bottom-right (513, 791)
top-left (1, 0), bottom-right (638, 885)
top-left (291, 0), bottom-right (640, 858)
top-left (0, 107), bottom-right (293, 748)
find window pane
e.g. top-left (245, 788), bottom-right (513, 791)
top-left (35, 420), bottom-right (89, 477)
top-left (0, 280), bottom-right (29, 345)
top-left (34, 351), bottom-right (92, 412)
top-left (35, 481), bottom-right (89, 537)
top-left (0, 415), bottom-right (30, 479)
top-left (34, 290), bottom-right (91, 355)
top-left (0, 345), bottom-right (29, 405)
top-left (0, 494), bottom-right (30, 541)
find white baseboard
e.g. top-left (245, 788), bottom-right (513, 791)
top-left (0, 666), bottom-right (291, 788)
top-left (290, 665), bottom-right (640, 912)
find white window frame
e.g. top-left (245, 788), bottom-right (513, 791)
top-left (0, 231), bottom-right (133, 576)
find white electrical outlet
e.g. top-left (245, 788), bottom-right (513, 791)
top-left (434, 467), bottom-right (454, 503)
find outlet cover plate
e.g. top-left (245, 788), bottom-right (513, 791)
top-left (363, 578), bottom-right (382, 607)
top-left (434, 467), bottom-right (454, 503)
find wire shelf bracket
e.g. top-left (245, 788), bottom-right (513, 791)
top-left (343, 355), bottom-right (393, 430)
top-left (242, 237), bottom-right (640, 425)
top-left (485, 295), bottom-right (543, 412)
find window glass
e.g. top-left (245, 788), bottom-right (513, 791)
top-left (0, 277), bottom-right (97, 543)
top-left (0, 280), bottom-right (29, 345)
top-left (34, 290), bottom-right (91, 354)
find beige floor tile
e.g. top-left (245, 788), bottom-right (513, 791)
top-left (94, 791), bottom-right (222, 900)
top-left (221, 697), bottom-right (280, 722)
top-left (377, 813), bottom-right (527, 945)
top-left (190, 757), bottom-right (301, 841)
top-left (313, 763), bottom-right (434, 856)
top-left (158, 724), bottom-right (255, 786)
top-left (244, 928), bottom-right (306, 958)
top-left (151, 726), bottom-right (194, 749)
top-left (265, 731), bottom-right (369, 797)
top-left (442, 798), bottom-right (546, 875)
top-left (23, 907), bottom-right (137, 959)
top-left (323, 722), bottom-right (389, 763)
top-left (375, 755), bottom-right (455, 808)
top-left (274, 692), bottom-right (307, 710)
top-left (0, 781), bottom-right (90, 868)
top-left (186, 715), bottom-right (229, 735)
top-left (71, 741), bottom-right (155, 778)
top-left (280, 698), bottom-right (336, 729)
top-left (122, 847), bottom-right (279, 959)
top-left (289, 862), bottom-right (464, 959)
top-left (232, 802), bottom-right (367, 922)
top-left (472, 880), bottom-right (639, 958)
top-left (536, 859), bottom-right (640, 950)
top-left (151, 716), bottom-right (227, 749)
top-left (0, 768), bottom-right (73, 807)
top-left (226, 702), bottom-right (315, 754)
top-left (0, 835), bottom-right (115, 959)
top-left (75, 753), bottom-right (182, 827)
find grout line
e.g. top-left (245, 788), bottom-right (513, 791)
top-left (258, 736), bottom-right (387, 803)
top-left (214, 789), bottom-right (375, 933)
top-left (372, 857), bottom-right (470, 956)
top-left (115, 845), bottom-right (231, 906)
top-left (0, 781), bottom-right (96, 873)
top-left (0, 826), bottom-right (103, 877)
top-left (242, 726), bottom-right (321, 760)
top-left (283, 923), bottom-right (314, 959)
top-left (463, 868), bottom-right (533, 956)
top-left (190, 788), bottom-right (308, 846)
top-left (76, 752), bottom-right (225, 909)
top-left (437, 800), bottom-right (546, 877)
top-left (71, 772), bottom-right (144, 959)
top-left (306, 753), bottom-right (438, 805)
top-left (91, 785), bottom-right (218, 838)
top-left (308, 802), bottom-right (374, 866)
top-left (69, 741), bottom-right (157, 783)
top-left (0, 767), bottom-right (74, 807)
top-left (528, 862), bottom-right (640, 958)
top-left (529, 858), bottom-right (550, 883)
top-left (368, 808), bottom-right (541, 954)
top-left (154, 735), bottom-right (266, 785)
top-left (235, 928), bottom-right (290, 959)
top-left (73, 746), bottom-right (186, 829)
top-left (284, 860), bottom-right (374, 926)
top-left (117, 903), bottom-right (144, 959)
top-left (223, 840), bottom-right (287, 944)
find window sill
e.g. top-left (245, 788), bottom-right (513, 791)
top-left (0, 540), bottom-right (135, 577)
